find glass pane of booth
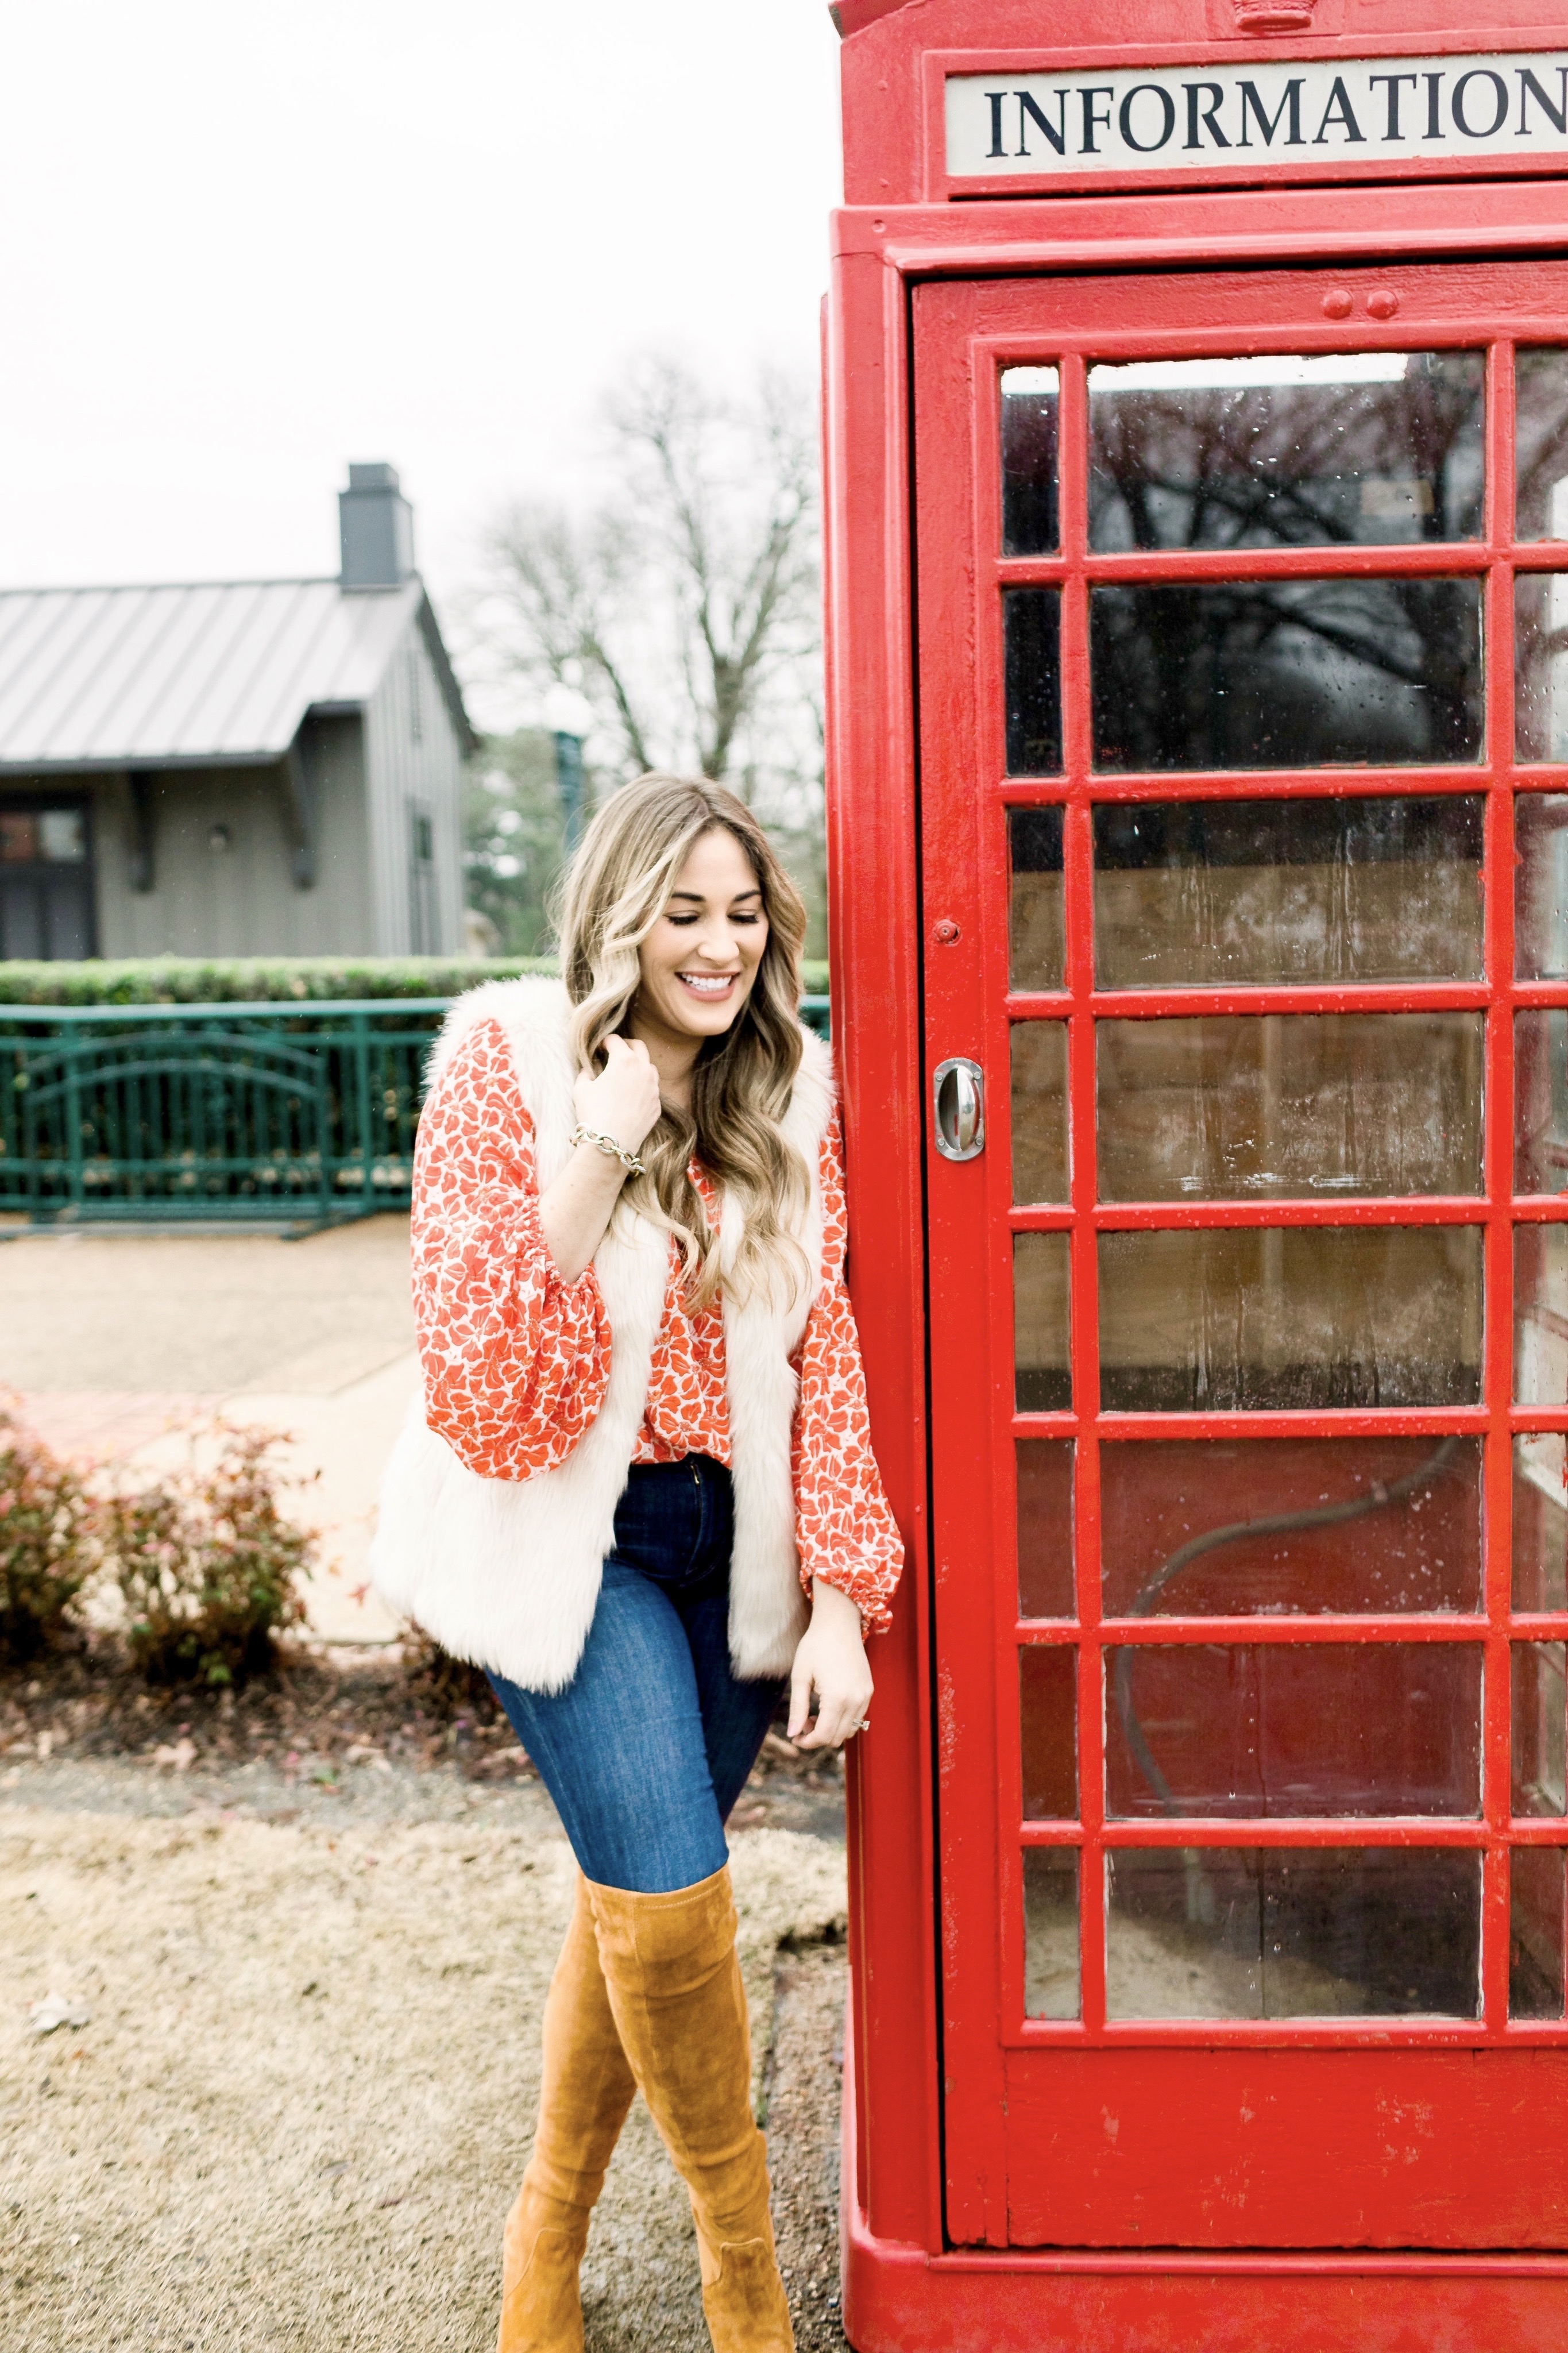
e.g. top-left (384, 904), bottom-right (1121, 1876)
top-left (1516, 349), bottom-right (1568, 542)
top-left (1018, 1439), bottom-right (1075, 1619)
top-left (1101, 1436), bottom-right (1483, 1618)
top-left (1516, 794), bottom-right (1568, 979)
top-left (1014, 1232), bottom-right (1071, 1411)
top-left (1515, 1433), bottom-right (1568, 1613)
top-left (1020, 1644), bottom-right (1078, 1818)
top-left (1092, 794), bottom-right (1485, 990)
top-left (1088, 352), bottom-right (1484, 553)
top-left (1011, 1022), bottom-right (1069, 1202)
top-left (1090, 578), bottom-right (1484, 772)
top-left (1024, 1847), bottom-right (1080, 2020)
top-left (1098, 1225), bottom-right (1484, 1413)
top-left (1516, 1010), bottom-right (1568, 1193)
top-left (1511, 1846), bottom-right (1567, 2021)
top-left (1106, 1847), bottom-right (1482, 2019)
top-left (1008, 806), bottom-right (1064, 990)
top-left (1515, 1224), bottom-right (1568, 1403)
top-left (1001, 366), bottom-right (1060, 556)
top-left (1106, 1642), bottom-right (1483, 1818)
top-left (1513, 1642), bottom-right (1568, 1818)
top-left (1097, 1012), bottom-right (1484, 1201)
top-left (1005, 588), bottom-right (1062, 773)
top-left (1515, 576), bottom-right (1568, 762)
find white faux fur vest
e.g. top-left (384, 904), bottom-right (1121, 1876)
top-left (370, 978), bottom-right (833, 1694)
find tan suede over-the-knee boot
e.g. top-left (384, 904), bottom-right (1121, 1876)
top-left (497, 1873), bottom-right (638, 2353)
top-left (587, 1865), bottom-right (794, 2353)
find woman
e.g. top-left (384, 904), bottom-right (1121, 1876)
top-left (373, 773), bottom-right (902, 2353)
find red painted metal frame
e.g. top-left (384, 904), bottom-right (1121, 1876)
top-left (826, 3), bottom-right (1568, 2340)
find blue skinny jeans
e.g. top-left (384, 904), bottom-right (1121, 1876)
top-left (489, 1456), bottom-right (784, 1894)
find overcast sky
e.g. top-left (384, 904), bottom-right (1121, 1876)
top-left (0, 3), bottom-right (842, 635)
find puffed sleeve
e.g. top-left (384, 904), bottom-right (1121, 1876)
top-left (410, 1016), bottom-right (612, 1480)
top-left (791, 1111), bottom-right (905, 1631)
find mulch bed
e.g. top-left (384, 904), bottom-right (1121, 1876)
top-left (0, 1637), bottom-right (843, 1816)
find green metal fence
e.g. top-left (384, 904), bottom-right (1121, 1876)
top-left (0, 994), bottom-right (831, 1226)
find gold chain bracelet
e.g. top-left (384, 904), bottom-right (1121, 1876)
top-left (569, 1122), bottom-right (646, 1177)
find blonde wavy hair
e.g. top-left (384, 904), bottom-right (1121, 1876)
top-left (557, 773), bottom-right (812, 1310)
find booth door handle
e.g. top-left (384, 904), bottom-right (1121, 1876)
top-left (934, 1057), bottom-right (985, 1161)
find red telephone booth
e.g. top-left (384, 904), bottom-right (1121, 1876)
top-left (827, 3), bottom-right (1568, 2344)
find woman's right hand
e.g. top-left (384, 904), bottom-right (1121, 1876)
top-left (542, 1040), bottom-right (664, 1285)
top-left (573, 1035), bottom-right (663, 1161)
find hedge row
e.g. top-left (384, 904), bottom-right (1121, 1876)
top-left (0, 955), bottom-right (833, 1008)
top-left (0, 956), bottom-right (555, 1006)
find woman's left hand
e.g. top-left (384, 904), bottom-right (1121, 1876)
top-left (788, 1579), bottom-right (874, 1750)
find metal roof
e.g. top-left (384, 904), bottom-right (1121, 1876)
top-left (0, 576), bottom-right (472, 773)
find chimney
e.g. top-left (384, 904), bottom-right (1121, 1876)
top-left (338, 461), bottom-right (415, 591)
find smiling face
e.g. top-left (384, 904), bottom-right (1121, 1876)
top-left (631, 824), bottom-right (768, 1057)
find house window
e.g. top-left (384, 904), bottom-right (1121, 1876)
top-left (0, 799), bottom-right (95, 958)
top-left (408, 801), bottom-right (438, 954)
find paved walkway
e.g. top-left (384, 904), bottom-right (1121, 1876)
top-left (1, 1217), bottom-right (419, 1642)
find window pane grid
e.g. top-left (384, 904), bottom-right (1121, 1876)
top-left (1001, 331), bottom-right (1568, 2043)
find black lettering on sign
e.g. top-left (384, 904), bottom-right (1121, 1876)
top-left (1452, 68), bottom-right (1509, 138)
top-left (1015, 89), bottom-right (1068, 157)
top-left (1183, 81), bottom-right (1230, 150)
top-left (1313, 76), bottom-right (1366, 144)
top-left (1119, 83), bottom-right (1176, 154)
top-left (987, 91), bottom-right (1007, 159)
top-left (1079, 86), bottom-right (1114, 155)
top-left (1236, 78), bottom-right (1304, 148)
top-left (1423, 71), bottom-right (1447, 138)
top-left (1368, 72), bottom-right (1418, 140)
top-left (1517, 66), bottom-right (1568, 136)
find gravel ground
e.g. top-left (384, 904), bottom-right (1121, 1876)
top-left (2, 1654), bottom-right (853, 2353)
top-left (2, 1779), bottom-right (853, 2353)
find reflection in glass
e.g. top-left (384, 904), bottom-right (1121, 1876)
top-left (1107, 1642), bottom-right (1482, 1819)
top-left (1020, 1645), bottom-right (1077, 1818)
top-left (1099, 1224), bottom-right (1483, 1412)
top-left (0, 812), bottom-right (38, 862)
top-left (1516, 350), bottom-right (1568, 542)
top-left (1093, 795), bottom-right (1484, 990)
top-left (1091, 578), bottom-right (1484, 772)
top-left (1106, 1846), bottom-right (1482, 2019)
top-left (1511, 1846), bottom-right (1567, 2021)
top-left (1516, 796), bottom-right (1568, 981)
top-left (1515, 1433), bottom-right (1568, 1613)
top-left (1015, 1232), bottom-right (1071, 1411)
top-left (1024, 1847), bottom-right (1080, 2019)
top-left (1513, 1643), bottom-right (1567, 1818)
top-left (1018, 1440), bottom-right (1075, 1619)
top-left (1516, 1011), bottom-right (1568, 1194)
top-left (1012, 1023), bottom-right (1069, 1203)
top-left (1009, 806), bottom-right (1064, 990)
top-left (1005, 588), bottom-right (1063, 774)
top-left (1515, 576), bottom-right (1568, 762)
top-left (1002, 366), bottom-right (1060, 556)
top-left (1089, 353), bottom-right (1484, 553)
top-left (1515, 1225), bottom-right (1568, 1405)
top-left (1098, 1013), bottom-right (1483, 1202)
top-left (1101, 1436), bottom-right (1482, 1618)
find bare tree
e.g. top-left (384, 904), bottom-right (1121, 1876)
top-left (470, 358), bottom-right (821, 803)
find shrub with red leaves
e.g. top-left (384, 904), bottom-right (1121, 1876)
top-left (0, 1407), bottom-right (101, 1662)
top-left (103, 1424), bottom-right (311, 1689)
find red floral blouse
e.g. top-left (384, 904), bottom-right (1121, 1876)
top-left (410, 1018), bottom-right (903, 1631)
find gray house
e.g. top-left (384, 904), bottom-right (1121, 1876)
top-left (0, 465), bottom-right (476, 961)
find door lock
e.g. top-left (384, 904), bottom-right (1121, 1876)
top-left (933, 1057), bottom-right (985, 1161)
